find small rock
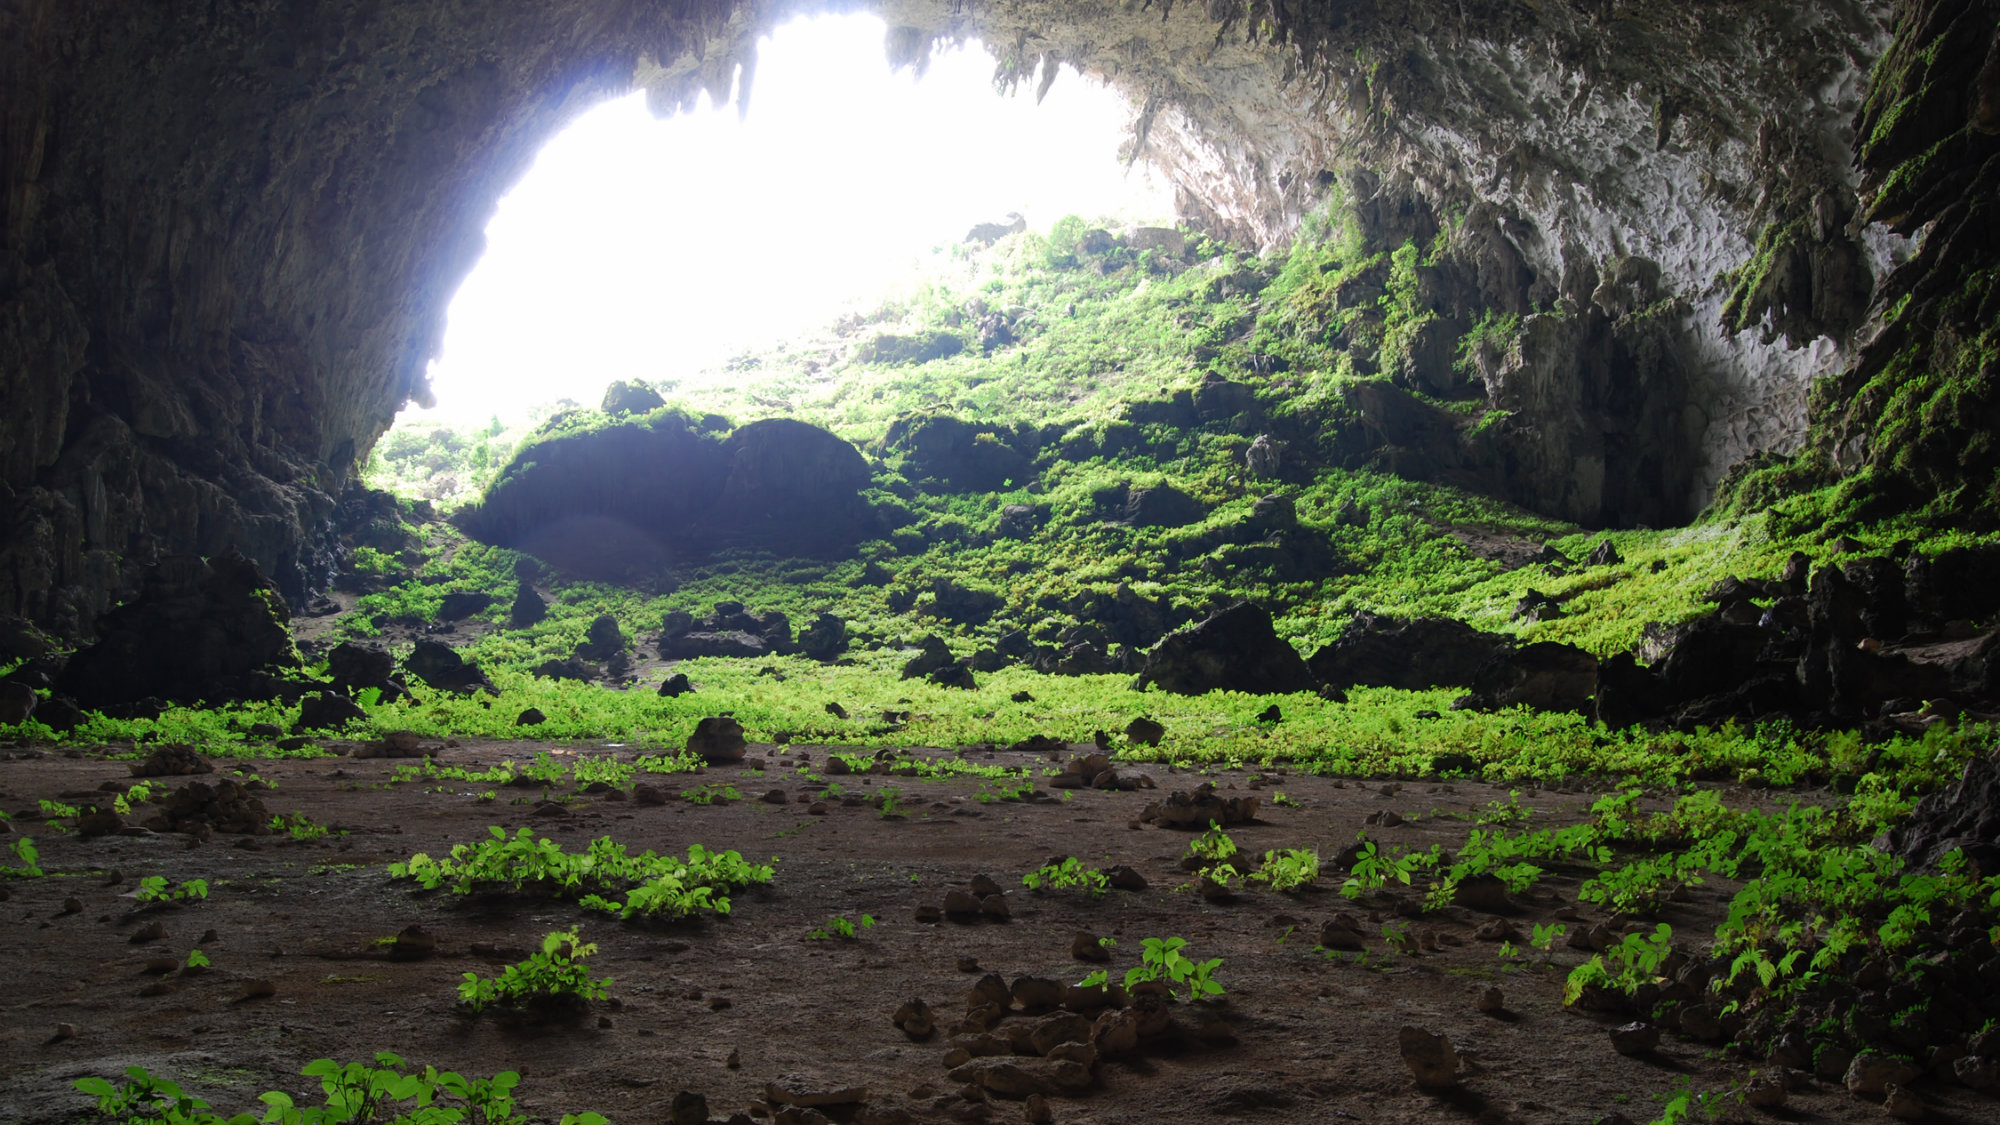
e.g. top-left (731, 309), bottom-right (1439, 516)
top-left (1475, 987), bottom-right (1504, 1014)
top-left (1452, 872), bottom-right (1511, 913)
top-left (969, 874), bottom-right (1005, 897)
top-left (1011, 977), bottom-right (1063, 1015)
top-left (1318, 916), bottom-right (1367, 951)
top-left (1742, 1072), bottom-right (1786, 1109)
top-left (634, 784), bottom-right (667, 806)
top-left (1473, 918), bottom-right (1519, 942)
top-left (708, 995), bottom-right (731, 1011)
top-left (128, 921), bottom-right (167, 944)
top-left (957, 956), bottom-right (981, 973)
top-left (687, 716), bottom-right (747, 764)
top-left (761, 789), bottom-right (788, 804)
top-left (668, 1091), bottom-right (708, 1125)
top-left (914, 905), bottom-right (943, 924)
top-left (1882, 1084), bottom-right (1925, 1120)
top-left (60, 897), bottom-right (82, 915)
top-left (1955, 1054), bottom-right (1999, 1089)
top-left (943, 890), bottom-right (982, 921)
top-left (1124, 717), bottom-right (1165, 746)
top-left (1070, 933), bottom-right (1111, 962)
top-left (1846, 1051), bottom-right (1922, 1097)
top-left (516, 708), bottom-right (546, 727)
top-left (1023, 1093), bottom-right (1053, 1124)
top-left (893, 998), bottom-right (936, 1041)
top-left (825, 702), bottom-right (848, 720)
top-left (236, 979), bottom-right (276, 1001)
top-left (979, 894), bottom-right (1011, 921)
top-left (48, 1023), bottom-right (77, 1044)
top-left (1608, 1022), bottom-right (1659, 1056)
top-left (1104, 865), bottom-right (1147, 891)
top-left (1398, 1026), bottom-right (1458, 1089)
top-left (726, 1048), bottom-right (740, 1069)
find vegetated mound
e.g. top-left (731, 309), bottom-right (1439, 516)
top-left (456, 410), bottom-right (876, 576)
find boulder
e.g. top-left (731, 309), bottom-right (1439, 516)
top-left (660, 631), bottom-right (767, 659)
top-left (1134, 602), bottom-right (1316, 696)
top-left (797, 613), bottom-right (850, 661)
top-left (600, 379), bottom-right (665, 414)
top-left (1308, 612), bottom-right (1514, 691)
top-left (1879, 750), bottom-right (2000, 875)
top-left (688, 716), bottom-right (747, 763)
top-left (658, 673), bottom-right (694, 697)
top-left (510, 584), bottom-right (548, 627)
top-left (1455, 643), bottom-right (1598, 713)
top-left (326, 642), bottom-right (394, 693)
top-left (55, 551), bottom-right (301, 708)
top-left (887, 415), bottom-right (1031, 492)
top-left (901, 635), bottom-right (956, 680)
top-left (436, 591), bottom-right (494, 620)
top-left (1121, 483), bottom-right (1205, 528)
top-left (402, 640), bottom-right (496, 694)
top-left (530, 658), bottom-right (598, 683)
top-left (574, 614), bottom-right (626, 663)
top-left (0, 681), bottom-right (35, 725)
top-left (458, 413), bottom-right (873, 574)
top-left (295, 691), bottom-right (367, 731)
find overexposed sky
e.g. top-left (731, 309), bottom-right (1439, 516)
top-left (416, 12), bottom-right (1173, 424)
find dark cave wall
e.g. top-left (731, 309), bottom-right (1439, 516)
top-left (0, 0), bottom-right (1981, 634)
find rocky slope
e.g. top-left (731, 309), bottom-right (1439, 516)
top-left (2, 0), bottom-right (1994, 636)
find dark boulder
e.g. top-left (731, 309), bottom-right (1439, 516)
top-left (901, 635), bottom-right (956, 680)
top-left (437, 591), bottom-right (494, 621)
top-left (1121, 484), bottom-right (1205, 528)
top-left (662, 631), bottom-right (768, 659)
top-left (1308, 613), bottom-right (1515, 691)
top-left (1880, 750), bottom-right (2000, 877)
top-left (996, 504), bottom-right (1048, 538)
top-left (855, 331), bottom-right (964, 365)
top-left (403, 640), bottom-right (496, 694)
top-left (798, 614), bottom-right (850, 661)
top-left (1585, 540), bottom-right (1623, 567)
top-left (56, 550), bottom-right (300, 709)
top-left (0, 614), bottom-right (54, 665)
top-left (688, 716), bottom-right (747, 763)
top-left (0, 681), bottom-right (35, 725)
top-left (458, 412), bottom-right (873, 575)
top-left (327, 642), bottom-right (394, 693)
top-left (1133, 602), bottom-right (1316, 696)
top-left (575, 614), bottom-right (627, 663)
top-left (888, 415), bottom-right (1031, 492)
top-left (600, 379), bottom-right (665, 414)
top-left (930, 664), bottom-right (978, 690)
top-left (511, 584), bottom-right (548, 627)
top-left (1453, 643), bottom-right (1598, 713)
top-left (531, 658), bottom-right (598, 683)
top-left (658, 673), bottom-right (694, 697)
top-left (295, 691), bottom-right (368, 732)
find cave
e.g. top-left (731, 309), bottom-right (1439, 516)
top-left (9, 0), bottom-right (1992, 636)
top-left (5, 1), bottom-right (2000, 1121)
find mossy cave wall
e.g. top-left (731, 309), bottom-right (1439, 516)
top-left (2, 0), bottom-right (1994, 637)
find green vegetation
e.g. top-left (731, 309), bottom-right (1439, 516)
top-left (1248, 848), bottom-right (1320, 892)
top-left (1021, 856), bottom-right (1110, 896)
top-left (134, 876), bottom-right (209, 905)
top-left (76, 1056), bottom-right (606, 1125)
top-left (390, 828), bottom-right (774, 921)
top-left (1124, 936), bottom-right (1225, 1003)
top-left (804, 914), bottom-right (875, 941)
top-left (458, 930), bottom-right (609, 1014)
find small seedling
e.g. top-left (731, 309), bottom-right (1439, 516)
top-left (1123, 936), bottom-right (1225, 1003)
top-left (1186, 822), bottom-right (1239, 865)
top-left (6, 836), bottom-right (40, 877)
top-left (134, 876), bottom-right (209, 904)
top-left (269, 812), bottom-right (336, 840)
top-left (805, 914), bottom-right (875, 941)
top-left (459, 929), bottom-right (608, 1013)
top-left (1271, 792), bottom-right (1303, 808)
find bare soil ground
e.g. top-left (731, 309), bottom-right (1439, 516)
top-left (0, 741), bottom-right (1988, 1125)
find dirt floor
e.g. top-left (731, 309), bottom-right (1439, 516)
top-left (1, 739), bottom-right (1991, 1125)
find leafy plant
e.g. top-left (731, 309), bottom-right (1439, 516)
top-left (1566, 922), bottom-right (1675, 1006)
top-left (1341, 836), bottom-right (1422, 899)
top-left (270, 812), bottom-right (336, 840)
top-left (392, 827), bottom-right (774, 920)
top-left (5, 835), bottom-right (40, 877)
top-left (1123, 936), bottom-right (1225, 1003)
top-left (458, 930), bottom-right (609, 1013)
top-left (1186, 821), bottom-right (1238, 865)
top-left (1022, 856), bottom-right (1110, 896)
top-left (805, 914), bottom-right (875, 941)
top-left (134, 877), bottom-right (209, 904)
top-left (76, 1054), bottom-right (604, 1125)
top-left (1249, 848), bottom-right (1320, 892)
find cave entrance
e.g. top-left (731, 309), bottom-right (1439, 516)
top-left (379, 11), bottom-right (1169, 503)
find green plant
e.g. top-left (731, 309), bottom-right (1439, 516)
top-left (1271, 791), bottom-right (1302, 808)
top-left (1566, 922), bottom-right (1676, 1005)
top-left (1123, 936), bottom-right (1225, 1003)
top-left (75, 1054), bottom-right (603, 1125)
top-left (1341, 837), bottom-right (1422, 899)
top-left (5, 835), bottom-right (40, 877)
top-left (1249, 848), bottom-right (1320, 892)
top-left (391, 827), bottom-right (774, 920)
top-left (270, 812), bottom-right (336, 840)
top-left (185, 949), bottom-right (210, 970)
top-left (134, 876), bottom-right (209, 904)
top-left (680, 783), bottom-right (741, 805)
top-left (1022, 856), bottom-right (1110, 896)
top-left (805, 914), bottom-right (875, 941)
top-left (459, 930), bottom-right (609, 1013)
top-left (1186, 821), bottom-right (1238, 865)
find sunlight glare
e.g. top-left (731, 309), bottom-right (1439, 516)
top-left (417, 12), bottom-right (1174, 425)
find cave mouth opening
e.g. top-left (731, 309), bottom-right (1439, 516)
top-left (398, 11), bottom-right (1171, 457)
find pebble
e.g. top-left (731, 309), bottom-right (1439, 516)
top-left (1846, 1051), bottom-right (1922, 1097)
top-left (956, 957), bottom-right (982, 973)
top-left (128, 921), bottom-right (167, 944)
top-left (668, 1091), bottom-right (708, 1125)
top-left (1882, 1084), bottom-right (1924, 1120)
top-left (1475, 987), bottom-right (1504, 1014)
top-left (48, 1023), bottom-right (76, 1044)
top-left (60, 897), bottom-right (82, 915)
top-left (1070, 933), bottom-right (1111, 962)
top-left (727, 1049), bottom-right (741, 1069)
top-left (1742, 1072), bottom-right (1786, 1109)
top-left (1023, 1093), bottom-right (1053, 1123)
top-left (969, 874), bottom-right (1004, 897)
top-left (892, 998), bottom-right (936, 1041)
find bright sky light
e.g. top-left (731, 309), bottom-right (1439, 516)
top-left (416, 12), bottom-right (1174, 425)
